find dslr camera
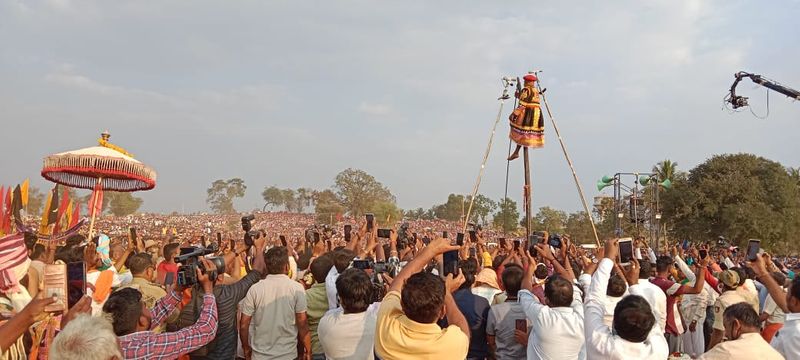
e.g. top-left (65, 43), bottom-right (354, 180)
top-left (175, 245), bottom-right (226, 286)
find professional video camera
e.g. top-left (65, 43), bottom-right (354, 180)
top-left (175, 245), bottom-right (226, 286)
top-left (241, 214), bottom-right (258, 247)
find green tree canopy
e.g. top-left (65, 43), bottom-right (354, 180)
top-left (333, 168), bottom-right (395, 217)
top-left (206, 178), bottom-right (246, 214)
top-left (531, 206), bottom-right (568, 233)
top-left (661, 153), bottom-right (800, 252)
top-left (314, 189), bottom-right (345, 223)
top-left (261, 186), bottom-right (284, 210)
top-left (432, 194), bottom-right (465, 222)
top-left (493, 197), bottom-right (520, 233)
top-left (106, 192), bottom-right (143, 216)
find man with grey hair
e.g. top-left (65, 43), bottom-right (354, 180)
top-left (51, 314), bottom-right (123, 360)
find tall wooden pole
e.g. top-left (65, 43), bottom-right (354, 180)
top-left (523, 147), bottom-right (532, 239)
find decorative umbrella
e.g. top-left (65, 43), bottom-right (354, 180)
top-left (41, 132), bottom-right (157, 236)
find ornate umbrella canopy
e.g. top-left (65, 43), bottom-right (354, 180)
top-left (41, 132), bottom-right (157, 192)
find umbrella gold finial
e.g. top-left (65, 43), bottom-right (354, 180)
top-left (97, 131), bottom-right (133, 158)
top-left (101, 130), bottom-right (111, 141)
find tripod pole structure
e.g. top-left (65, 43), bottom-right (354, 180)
top-left (523, 147), bottom-right (532, 239)
top-left (464, 84), bottom-right (512, 232)
top-left (536, 79), bottom-right (601, 247)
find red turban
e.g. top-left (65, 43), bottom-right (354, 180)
top-left (523, 74), bottom-right (538, 82)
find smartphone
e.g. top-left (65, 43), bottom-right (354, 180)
top-left (469, 230), bottom-right (477, 242)
top-left (746, 239), bottom-right (761, 262)
top-left (443, 250), bottom-right (460, 277)
top-left (280, 235), bottom-right (287, 247)
top-left (699, 249), bottom-right (708, 259)
top-left (515, 319), bottom-right (527, 332)
top-left (43, 264), bottom-right (67, 312)
top-left (365, 213), bottom-right (375, 232)
top-left (352, 259), bottom-right (372, 270)
top-left (442, 231), bottom-right (449, 239)
top-left (164, 272), bottom-right (175, 287)
top-left (66, 262), bottom-right (86, 309)
top-left (528, 244), bottom-right (538, 257)
top-left (619, 237), bottom-right (634, 265)
top-left (377, 228), bottom-right (391, 239)
top-left (422, 236), bottom-right (431, 245)
top-left (129, 227), bottom-right (137, 243)
top-left (344, 225), bottom-right (352, 242)
top-left (456, 233), bottom-right (465, 246)
top-left (513, 239), bottom-right (520, 251)
top-left (469, 247), bottom-right (477, 258)
top-left (499, 237), bottom-right (506, 247)
top-left (216, 232), bottom-right (222, 248)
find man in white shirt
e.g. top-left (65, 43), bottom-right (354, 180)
top-left (318, 268), bottom-right (380, 360)
top-left (749, 253), bottom-right (800, 359)
top-left (519, 244), bottom-right (585, 360)
top-left (698, 302), bottom-right (783, 360)
top-left (630, 260), bottom-right (667, 333)
top-left (584, 239), bottom-right (669, 360)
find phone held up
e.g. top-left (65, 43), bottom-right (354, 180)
top-left (746, 239), bottom-right (761, 262)
top-left (66, 261), bottom-right (86, 309)
top-left (443, 249), bottom-right (460, 278)
top-left (618, 237), bottom-right (634, 265)
top-left (344, 225), bottom-right (352, 242)
top-left (377, 228), bottom-right (391, 239)
top-left (365, 213), bottom-right (375, 232)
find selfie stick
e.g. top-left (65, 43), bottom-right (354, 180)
top-left (463, 77), bottom-right (515, 232)
top-left (534, 72), bottom-right (601, 247)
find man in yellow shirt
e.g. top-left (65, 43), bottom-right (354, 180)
top-left (375, 237), bottom-right (470, 359)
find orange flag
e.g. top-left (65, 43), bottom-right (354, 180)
top-left (20, 178), bottom-right (29, 207)
top-left (53, 188), bottom-right (71, 233)
top-left (39, 187), bottom-right (54, 234)
top-left (69, 201), bottom-right (81, 228)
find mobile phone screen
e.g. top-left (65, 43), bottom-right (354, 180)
top-left (216, 232), bottom-right (222, 247)
top-left (469, 247), bottom-right (477, 257)
top-left (129, 227), bottom-right (137, 242)
top-left (528, 245), bottom-right (538, 257)
top-left (469, 230), bottom-right (477, 242)
top-left (456, 233), bottom-right (465, 246)
top-left (66, 262), bottom-right (86, 308)
top-left (442, 231), bottom-right (449, 239)
top-left (366, 214), bottom-right (374, 231)
top-left (515, 319), bottom-right (527, 332)
top-left (164, 272), bottom-right (175, 286)
top-left (352, 260), bottom-right (371, 270)
top-left (499, 238), bottom-right (506, 247)
top-left (699, 249), bottom-right (708, 259)
top-left (43, 264), bottom-right (67, 312)
top-left (280, 235), bottom-right (287, 247)
top-left (377, 229), bottom-right (391, 239)
top-left (443, 250), bottom-right (460, 277)
top-left (513, 240), bottom-right (520, 251)
top-left (619, 238), bottom-right (633, 264)
top-left (746, 239), bottom-right (761, 262)
top-left (344, 225), bottom-right (352, 242)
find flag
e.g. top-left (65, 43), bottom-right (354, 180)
top-left (39, 187), bottom-right (53, 234)
top-left (69, 201), bottom-right (80, 228)
top-left (53, 188), bottom-right (70, 234)
top-left (63, 200), bottom-right (73, 233)
top-left (20, 179), bottom-right (29, 207)
top-left (0, 186), bottom-right (5, 236)
top-left (3, 188), bottom-right (11, 234)
top-left (46, 185), bottom-right (59, 226)
top-left (87, 183), bottom-right (104, 218)
top-left (11, 184), bottom-right (22, 222)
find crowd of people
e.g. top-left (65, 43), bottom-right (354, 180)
top-left (1, 211), bottom-right (800, 360)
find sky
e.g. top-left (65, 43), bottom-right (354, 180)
top-left (1, 0), bottom-right (799, 215)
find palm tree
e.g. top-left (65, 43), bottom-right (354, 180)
top-left (653, 159), bottom-right (678, 181)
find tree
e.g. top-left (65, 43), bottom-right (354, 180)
top-left (661, 153), bottom-right (800, 252)
top-left (333, 168), bottom-right (395, 217)
top-left (432, 194), bottom-right (465, 222)
top-left (370, 201), bottom-right (404, 227)
top-left (296, 188), bottom-right (315, 213)
top-left (281, 189), bottom-right (299, 212)
top-left (493, 197), bottom-right (520, 233)
top-left (789, 167), bottom-right (800, 189)
top-left (531, 206), bottom-right (568, 233)
top-left (106, 192), bottom-right (143, 216)
top-left (314, 189), bottom-right (345, 223)
top-left (466, 194), bottom-right (497, 225)
top-left (26, 186), bottom-right (46, 217)
top-left (565, 211), bottom-right (596, 244)
top-left (653, 159), bottom-right (678, 181)
top-left (206, 178), bottom-right (247, 214)
top-left (261, 186), bottom-right (284, 210)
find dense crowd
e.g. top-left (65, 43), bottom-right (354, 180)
top-left (1, 212), bottom-right (800, 360)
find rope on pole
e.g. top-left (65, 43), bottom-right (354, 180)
top-left (464, 83), bottom-right (512, 232)
top-left (536, 77), bottom-right (601, 247)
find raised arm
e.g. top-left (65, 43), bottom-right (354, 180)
top-left (388, 237), bottom-right (459, 294)
top-left (751, 253), bottom-right (789, 313)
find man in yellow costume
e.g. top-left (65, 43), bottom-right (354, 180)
top-left (507, 74), bottom-right (544, 161)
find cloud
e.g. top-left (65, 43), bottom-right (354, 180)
top-left (357, 101), bottom-right (392, 116)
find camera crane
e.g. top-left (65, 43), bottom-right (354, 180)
top-left (726, 71), bottom-right (800, 109)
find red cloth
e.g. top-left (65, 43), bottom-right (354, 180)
top-left (156, 262), bottom-right (178, 284)
top-left (650, 276), bottom-right (687, 336)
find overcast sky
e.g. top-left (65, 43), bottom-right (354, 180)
top-left (1, 0), bottom-right (798, 215)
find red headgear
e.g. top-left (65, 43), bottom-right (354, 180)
top-left (523, 74), bottom-right (538, 82)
